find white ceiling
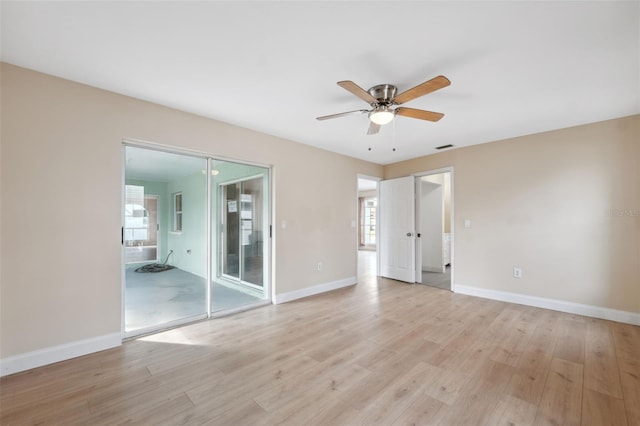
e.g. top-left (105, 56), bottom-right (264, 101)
top-left (2, 1), bottom-right (639, 165)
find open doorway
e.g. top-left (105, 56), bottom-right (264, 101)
top-left (377, 169), bottom-right (453, 288)
top-left (415, 171), bottom-right (452, 290)
top-left (357, 175), bottom-right (380, 279)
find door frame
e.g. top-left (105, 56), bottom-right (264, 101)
top-left (217, 173), bottom-right (268, 292)
top-left (121, 139), bottom-right (273, 338)
top-left (412, 166), bottom-right (455, 291)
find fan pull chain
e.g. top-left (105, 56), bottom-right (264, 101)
top-left (392, 115), bottom-right (397, 152)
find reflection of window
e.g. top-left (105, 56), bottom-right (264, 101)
top-left (124, 203), bottom-right (149, 240)
top-left (125, 185), bottom-right (148, 241)
top-left (173, 192), bottom-right (183, 232)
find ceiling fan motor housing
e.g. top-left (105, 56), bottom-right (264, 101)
top-left (368, 84), bottom-right (397, 106)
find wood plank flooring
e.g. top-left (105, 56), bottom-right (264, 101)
top-left (1, 252), bottom-right (639, 425)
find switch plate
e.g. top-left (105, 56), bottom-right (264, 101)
top-left (464, 219), bottom-right (471, 228)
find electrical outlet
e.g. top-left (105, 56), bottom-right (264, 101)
top-left (513, 267), bottom-right (522, 278)
top-left (317, 262), bottom-right (322, 271)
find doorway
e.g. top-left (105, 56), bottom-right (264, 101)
top-left (416, 172), bottom-right (452, 290)
top-left (214, 172), bottom-right (268, 312)
top-left (220, 176), bottom-right (264, 287)
top-left (377, 168), bottom-right (454, 290)
top-left (357, 175), bottom-right (380, 278)
top-left (123, 144), bottom-right (271, 337)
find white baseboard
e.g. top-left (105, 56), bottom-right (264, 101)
top-left (274, 277), bottom-right (357, 304)
top-left (0, 332), bottom-right (122, 377)
top-left (454, 284), bottom-right (640, 326)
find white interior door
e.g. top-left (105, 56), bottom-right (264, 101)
top-left (379, 176), bottom-right (416, 283)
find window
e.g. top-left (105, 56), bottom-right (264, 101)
top-left (363, 198), bottom-right (377, 245)
top-left (173, 192), bottom-right (183, 232)
top-left (358, 196), bottom-right (377, 247)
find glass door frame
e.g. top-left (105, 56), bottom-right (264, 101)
top-left (121, 140), bottom-right (272, 338)
top-left (218, 174), bottom-right (268, 292)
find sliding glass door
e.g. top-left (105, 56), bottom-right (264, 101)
top-left (222, 182), bottom-right (241, 280)
top-left (124, 144), bottom-right (270, 336)
top-left (124, 146), bottom-right (208, 335)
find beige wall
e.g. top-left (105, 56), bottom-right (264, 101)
top-left (386, 115), bottom-right (640, 313)
top-left (422, 173), bottom-right (451, 233)
top-left (0, 63), bottom-right (382, 358)
top-left (2, 61), bottom-right (637, 363)
top-left (358, 190), bottom-right (377, 198)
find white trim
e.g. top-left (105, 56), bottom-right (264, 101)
top-left (356, 173), bottom-right (382, 183)
top-left (206, 158), bottom-right (212, 318)
top-left (123, 139), bottom-right (273, 170)
top-left (411, 166), bottom-right (454, 178)
top-left (217, 172), bottom-right (266, 187)
top-left (121, 145), bottom-right (126, 335)
top-left (0, 333), bottom-right (122, 377)
top-left (123, 314), bottom-right (209, 339)
top-left (454, 284), bottom-right (640, 326)
top-left (211, 301), bottom-right (272, 318)
top-left (216, 276), bottom-right (264, 298)
top-left (274, 277), bottom-right (357, 304)
top-left (270, 167), bottom-right (277, 305)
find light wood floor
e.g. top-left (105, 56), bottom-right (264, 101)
top-left (2, 253), bottom-right (639, 425)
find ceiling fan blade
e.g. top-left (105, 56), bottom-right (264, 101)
top-left (337, 81), bottom-right (378, 105)
top-left (367, 122), bottom-right (381, 135)
top-left (395, 107), bottom-right (444, 122)
top-left (316, 109), bottom-right (368, 121)
top-left (393, 75), bottom-right (451, 105)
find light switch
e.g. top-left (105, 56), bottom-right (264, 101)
top-left (281, 220), bottom-right (287, 229)
top-left (464, 219), bottom-right (471, 228)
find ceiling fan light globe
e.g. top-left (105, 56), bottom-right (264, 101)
top-left (369, 109), bottom-right (395, 125)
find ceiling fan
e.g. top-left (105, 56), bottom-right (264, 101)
top-left (316, 75), bottom-right (450, 135)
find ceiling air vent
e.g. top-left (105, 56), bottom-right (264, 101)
top-left (435, 144), bottom-right (454, 150)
